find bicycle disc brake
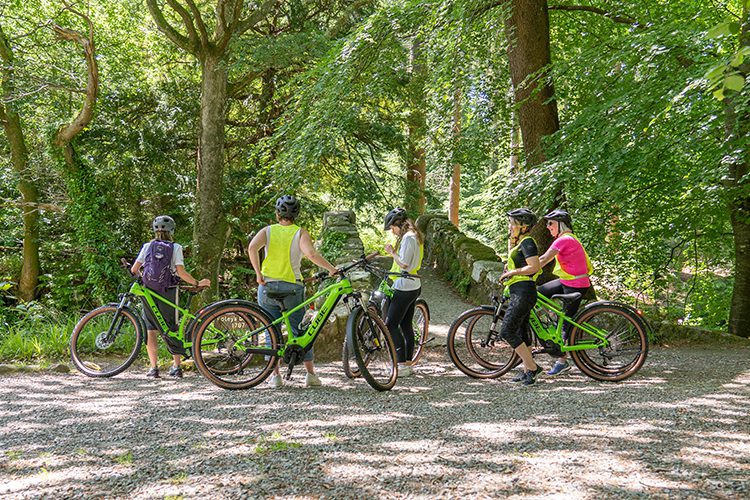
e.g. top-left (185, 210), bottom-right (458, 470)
top-left (95, 332), bottom-right (115, 350)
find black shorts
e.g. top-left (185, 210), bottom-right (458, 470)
top-left (141, 287), bottom-right (178, 332)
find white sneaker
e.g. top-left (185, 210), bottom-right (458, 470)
top-left (397, 364), bottom-right (413, 378)
top-left (305, 372), bottom-right (322, 388)
top-left (269, 374), bottom-right (284, 388)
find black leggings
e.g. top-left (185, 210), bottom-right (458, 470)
top-left (500, 281), bottom-right (537, 349)
top-left (537, 279), bottom-right (589, 338)
top-left (385, 288), bottom-right (421, 363)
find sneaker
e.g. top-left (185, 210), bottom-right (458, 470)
top-left (268, 374), bottom-right (284, 388)
top-left (511, 369), bottom-right (525, 382)
top-left (546, 360), bottom-right (571, 376)
top-left (522, 365), bottom-right (544, 386)
top-left (146, 367), bottom-right (160, 378)
top-left (397, 365), bottom-right (413, 378)
top-left (305, 372), bottom-right (322, 388)
top-left (168, 365), bottom-right (183, 378)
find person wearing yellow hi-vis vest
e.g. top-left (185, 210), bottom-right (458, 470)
top-left (538, 209), bottom-right (594, 376)
top-left (248, 195), bottom-right (338, 389)
top-left (383, 207), bottom-right (423, 378)
top-left (498, 208), bottom-right (544, 386)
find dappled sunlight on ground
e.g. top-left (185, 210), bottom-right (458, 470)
top-left (0, 346), bottom-right (749, 498)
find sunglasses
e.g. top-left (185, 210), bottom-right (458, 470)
top-left (546, 221), bottom-right (556, 227)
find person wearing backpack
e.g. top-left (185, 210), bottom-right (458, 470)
top-left (247, 195), bottom-right (339, 388)
top-left (130, 216), bottom-right (210, 379)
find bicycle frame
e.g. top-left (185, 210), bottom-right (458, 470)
top-left (497, 290), bottom-right (610, 352)
top-left (235, 277), bottom-right (357, 358)
top-left (119, 281), bottom-right (201, 350)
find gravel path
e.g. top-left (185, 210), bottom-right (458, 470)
top-left (1, 344), bottom-right (749, 499)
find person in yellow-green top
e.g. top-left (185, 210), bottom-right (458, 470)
top-left (248, 195), bottom-right (338, 389)
top-left (499, 208), bottom-right (543, 386)
top-left (382, 207), bottom-right (423, 378)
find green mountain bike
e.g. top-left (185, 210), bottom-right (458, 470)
top-left (70, 260), bottom-right (216, 377)
top-left (342, 263), bottom-right (430, 379)
top-left (447, 290), bottom-right (649, 382)
top-left (191, 253), bottom-right (399, 391)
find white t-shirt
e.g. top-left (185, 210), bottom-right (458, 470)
top-left (136, 241), bottom-right (184, 272)
top-left (393, 232), bottom-right (421, 291)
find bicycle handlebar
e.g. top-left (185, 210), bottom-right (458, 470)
top-left (120, 258), bottom-right (207, 294)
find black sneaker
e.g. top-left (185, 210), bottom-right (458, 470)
top-left (168, 366), bottom-right (183, 379)
top-left (522, 365), bottom-right (544, 386)
top-left (147, 367), bottom-right (160, 378)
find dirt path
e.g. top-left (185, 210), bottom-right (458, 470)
top-left (1, 345), bottom-right (749, 499)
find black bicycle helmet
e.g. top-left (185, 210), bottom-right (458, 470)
top-left (544, 209), bottom-right (573, 228)
top-left (152, 215), bottom-right (176, 236)
top-left (275, 195), bottom-right (300, 220)
top-left (506, 208), bottom-right (537, 227)
top-left (384, 207), bottom-right (408, 230)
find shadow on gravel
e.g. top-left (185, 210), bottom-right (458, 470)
top-left (0, 346), bottom-right (749, 498)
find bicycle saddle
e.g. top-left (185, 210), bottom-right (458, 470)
top-left (551, 292), bottom-right (582, 304)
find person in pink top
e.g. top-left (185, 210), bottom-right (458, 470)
top-left (538, 209), bottom-right (593, 376)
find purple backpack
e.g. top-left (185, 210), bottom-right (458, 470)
top-left (142, 240), bottom-right (179, 294)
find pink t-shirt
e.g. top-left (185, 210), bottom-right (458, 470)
top-left (551, 234), bottom-right (591, 288)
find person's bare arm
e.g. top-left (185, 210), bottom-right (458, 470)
top-left (175, 265), bottom-right (210, 287)
top-left (299, 229), bottom-right (338, 275)
top-left (538, 247), bottom-right (559, 268)
top-left (247, 229), bottom-right (268, 285)
top-left (500, 255), bottom-right (542, 282)
top-left (131, 261), bottom-right (142, 275)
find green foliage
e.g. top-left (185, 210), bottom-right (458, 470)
top-left (319, 231), bottom-right (349, 261)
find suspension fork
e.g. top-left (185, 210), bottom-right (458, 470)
top-left (105, 294), bottom-right (132, 339)
top-left (485, 295), bottom-right (505, 347)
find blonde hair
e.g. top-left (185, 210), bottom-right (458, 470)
top-left (509, 218), bottom-right (532, 247)
top-left (395, 218), bottom-right (423, 248)
top-left (154, 230), bottom-right (174, 241)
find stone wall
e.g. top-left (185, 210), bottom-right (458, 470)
top-left (416, 213), bottom-right (504, 304)
top-left (310, 210), bottom-right (372, 362)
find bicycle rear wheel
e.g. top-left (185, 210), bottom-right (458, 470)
top-left (569, 303), bottom-right (649, 382)
top-left (342, 306), bottom-right (365, 379)
top-left (410, 299), bottom-right (430, 364)
top-left (192, 303), bottom-right (281, 389)
top-left (70, 304), bottom-right (144, 377)
top-left (447, 307), bottom-right (518, 379)
top-left (346, 306), bottom-right (397, 391)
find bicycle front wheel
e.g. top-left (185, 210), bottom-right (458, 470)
top-left (341, 306), bottom-right (364, 379)
top-left (192, 303), bottom-right (281, 390)
top-left (569, 303), bottom-right (649, 382)
top-left (70, 304), bottom-right (144, 377)
top-left (346, 306), bottom-right (397, 391)
top-left (447, 307), bottom-right (518, 379)
top-left (410, 299), bottom-right (430, 364)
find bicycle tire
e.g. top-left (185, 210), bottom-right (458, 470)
top-left (341, 306), bottom-right (364, 379)
top-left (192, 302), bottom-right (281, 390)
top-left (346, 305), bottom-right (398, 391)
top-left (447, 307), bottom-right (518, 379)
top-left (70, 304), bottom-right (144, 378)
top-left (410, 299), bottom-right (430, 364)
top-left (569, 303), bottom-right (649, 382)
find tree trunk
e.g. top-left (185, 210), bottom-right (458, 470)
top-left (0, 24), bottom-right (40, 302)
top-left (726, 8), bottom-right (750, 337)
top-left (509, 108), bottom-right (521, 171)
top-left (193, 55), bottom-right (228, 293)
top-left (406, 36), bottom-right (426, 215)
top-left (504, 0), bottom-right (559, 168)
top-left (448, 88), bottom-right (461, 227)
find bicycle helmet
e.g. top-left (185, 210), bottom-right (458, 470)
top-left (152, 215), bottom-right (176, 236)
top-left (275, 195), bottom-right (300, 220)
top-left (544, 209), bottom-right (573, 228)
top-left (384, 207), bottom-right (408, 230)
top-left (506, 208), bottom-right (537, 227)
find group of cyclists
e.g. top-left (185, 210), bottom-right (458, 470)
top-left (132, 196), bottom-right (592, 387)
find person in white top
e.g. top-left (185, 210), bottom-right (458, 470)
top-left (131, 216), bottom-right (210, 379)
top-left (382, 208), bottom-right (424, 377)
